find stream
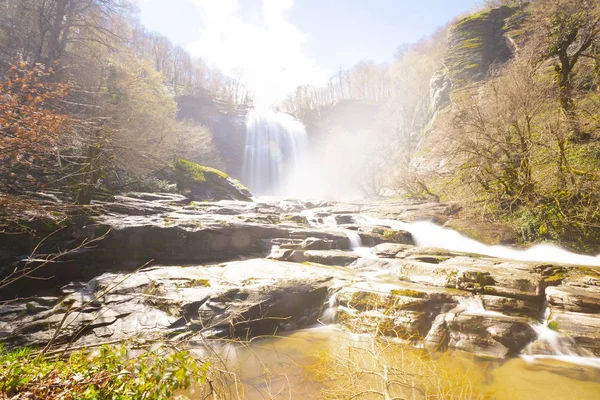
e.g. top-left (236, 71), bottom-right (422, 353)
top-left (183, 325), bottom-right (600, 399)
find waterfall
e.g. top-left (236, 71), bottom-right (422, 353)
top-left (243, 108), bottom-right (309, 196)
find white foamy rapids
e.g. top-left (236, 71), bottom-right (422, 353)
top-left (358, 216), bottom-right (600, 267)
top-left (243, 108), bottom-right (311, 197)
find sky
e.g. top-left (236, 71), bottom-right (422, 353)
top-left (136, 0), bottom-right (481, 105)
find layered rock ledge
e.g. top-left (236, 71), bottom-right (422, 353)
top-left (1, 193), bottom-right (599, 360)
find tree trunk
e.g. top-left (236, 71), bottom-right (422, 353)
top-left (75, 144), bottom-right (102, 205)
top-left (46, 0), bottom-right (71, 67)
top-left (555, 58), bottom-right (586, 140)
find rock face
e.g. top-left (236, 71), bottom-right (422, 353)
top-left (1, 192), bottom-right (599, 362)
top-left (445, 6), bottom-right (517, 84)
top-left (176, 93), bottom-right (249, 178)
top-left (429, 70), bottom-right (452, 114)
top-left (174, 158), bottom-right (252, 201)
top-left (1, 260), bottom-right (335, 347)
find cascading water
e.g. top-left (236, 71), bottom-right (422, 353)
top-left (357, 216), bottom-right (600, 267)
top-left (457, 296), bottom-right (504, 317)
top-left (523, 304), bottom-right (600, 368)
top-left (243, 108), bottom-right (309, 196)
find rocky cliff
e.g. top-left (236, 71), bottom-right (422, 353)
top-left (444, 6), bottom-right (517, 85)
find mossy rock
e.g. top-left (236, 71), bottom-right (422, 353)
top-left (390, 289), bottom-right (426, 298)
top-left (174, 159), bottom-right (252, 202)
top-left (445, 6), bottom-right (517, 85)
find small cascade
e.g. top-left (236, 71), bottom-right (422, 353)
top-left (243, 108), bottom-right (309, 196)
top-left (321, 290), bottom-right (340, 324)
top-left (346, 230), bottom-right (374, 259)
top-left (346, 230), bottom-right (363, 249)
top-left (524, 305), bottom-right (600, 368)
top-left (457, 296), bottom-right (504, 317)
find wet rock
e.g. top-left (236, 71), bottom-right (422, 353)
top-left (389, 260), bottom-right (458, 287)
top-left (334, 215), bottom-right (354, 225)
top-left (300, 238), bottom-right (333, 251)
top-left (447, 313), bottom-right (536, 358)
top-left (336, 286), bottom-right (458, 340)
top-left (549, 311), bottom-right (600, 356)
top-left (359, 228), bottom-right (414, 247)
top-left (547, 277), bottom-right (600, 314)
top-left (480, 295), bottom-right (541, 319)
top-left (445, 6), bottom-right (516, 84)
top-left (372, 243), bottom-right (414, 258)
top-left (303, 250), bottom-right (359, 266)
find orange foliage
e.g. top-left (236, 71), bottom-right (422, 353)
top-left (0, 61), bottom-right (71, 166)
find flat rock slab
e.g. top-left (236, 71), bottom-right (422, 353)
top-left (2, 259), bottom-right (343, 347)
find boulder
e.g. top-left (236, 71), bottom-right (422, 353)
top-left (446, 313), bottom-right (536, 358)
top-left (174, 158), bottom-right (252, 201)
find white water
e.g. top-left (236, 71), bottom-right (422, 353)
top-left (359, 216), bottom-right (600, 267)
top-left (345, 230), bottom-right (375, 258)
top-left (346, 230), bottom-right (363, 249)
top-left (457, 296), bottom-right (504, 317)
top-left (243, 108), bottom-right (310, 196)
top-left (291, 209), bottom-right (600, 368)
top-left (321, 290), bottom-right (340, 324)
top-left (524, 306), bottom-right (600, 369)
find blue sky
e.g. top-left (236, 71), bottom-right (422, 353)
top-left (136, 0), bottom-right (480, 104)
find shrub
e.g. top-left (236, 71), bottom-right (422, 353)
top-left (0, 344), bottom-right (209, 399)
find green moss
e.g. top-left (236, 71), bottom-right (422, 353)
top-left (182, 279), bottom-right (210, 288)
top-left (460, 38), bottom-right (483, 50)
top-left (163, 216), bottom-right (176, 226)
top-left (390, 289), bottom-right (426, 298)
top-left (336, 309), bottom-right (354, 325)
top-left (547, 321), bottom-right (559, 331)
top-left (350, 291), bottom-right (384, 311)
top-left (576, 267), bottom-right (600, 277)
top-left (544, 274), bottom-right (565, 283)
top-left (382, 229), bottom-right (409, 243)
top-left (383, 229), bottom-right (396, 240)
top-left (475, 272), bottom-right (492, 286)
top-left (454, 10), bottom-right (491, 28)
top-left (174, 158), bottom-right (230, 192)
